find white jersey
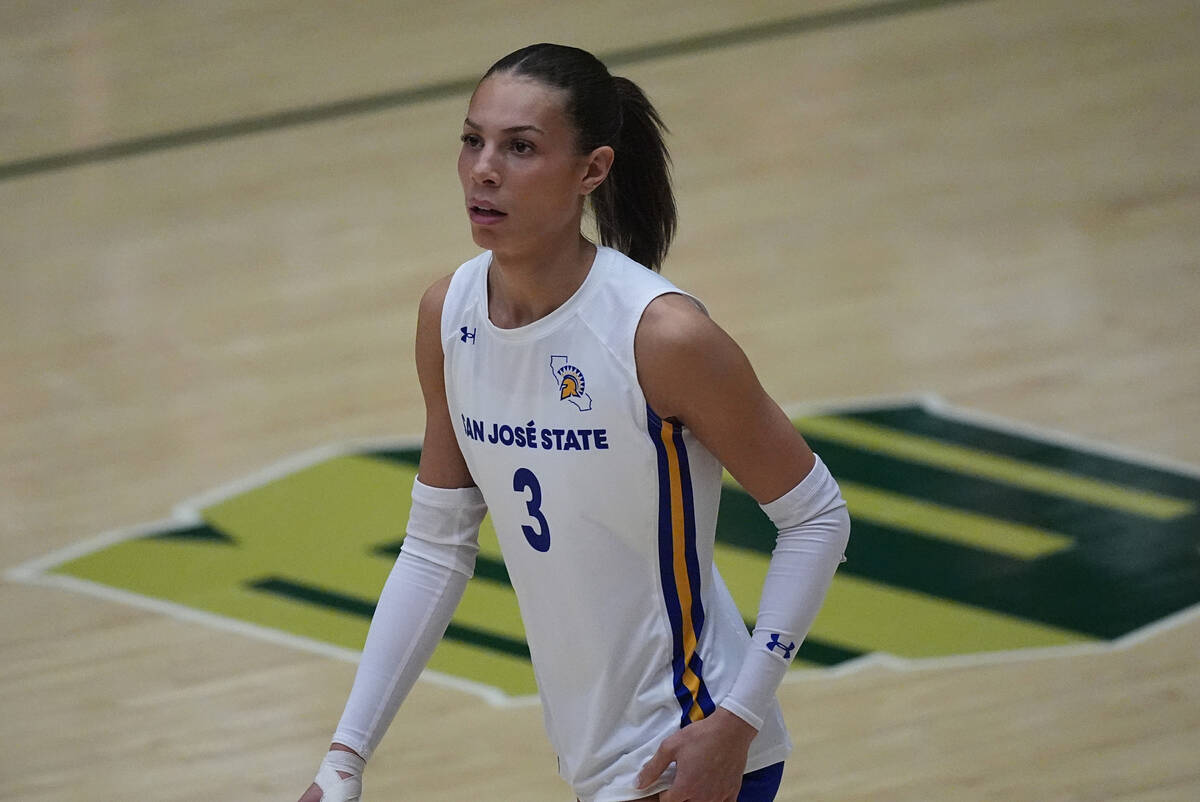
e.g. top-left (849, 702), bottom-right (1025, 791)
top-left (441, 246), bottom-right (791, 802)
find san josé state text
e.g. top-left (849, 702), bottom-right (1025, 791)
top-left (461, 415), bottom-right (609, 451)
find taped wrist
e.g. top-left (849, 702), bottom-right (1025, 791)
top-left (314, 749), bottom-right (365, 802)
top-left (398, 478), bottom-right (487, 577)
top-left (721, 455), bottom-right (850, 730)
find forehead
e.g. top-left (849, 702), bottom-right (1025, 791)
top-left (465, 73), bottom-right (571, 133)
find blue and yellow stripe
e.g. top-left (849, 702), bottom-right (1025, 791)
top-left (648, 407), bottom-right (716, 727)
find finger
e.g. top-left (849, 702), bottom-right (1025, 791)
top-left (298, 783), bottom-right (323, 802)
top-left (318, 781), bottom-right (361, 802)
top-left (636, 744), bottom-right (675, 789)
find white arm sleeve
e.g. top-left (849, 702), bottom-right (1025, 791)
top-left (329, 479), bottom-right (486, 759)
top-left (720, 454), bottom-right (850, 731)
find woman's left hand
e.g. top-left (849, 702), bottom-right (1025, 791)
top-left (635, 707), bottom-right (759, 802)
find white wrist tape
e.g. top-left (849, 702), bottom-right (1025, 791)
top-left (329, 479), bottom-right (486, 759)
top-left (314, 749), bottom-right (365, 802)
top-left (399, 478), bottom-right (487, 577)
top-left (721, 455), bottom-right (850, 730)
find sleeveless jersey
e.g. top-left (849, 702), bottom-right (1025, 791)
top-left (440, 246), bottom-right (791, 802)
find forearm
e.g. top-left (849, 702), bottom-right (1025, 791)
top-left (721, 455), bottom-right (850, 730)
top-left (331, 546), bottom-right (469, 758)
top-left (329, 479), bottom-right (485, 759)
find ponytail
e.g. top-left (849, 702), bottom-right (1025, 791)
top-left (481, 44), bottom-right (678, 272)
top-left (592, 78), bottom-right (676, 272)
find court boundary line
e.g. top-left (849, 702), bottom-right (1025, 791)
top-left (0, 0), bottom-right (993, 182)
top-left (785, 393), bottom-right (1200, 480)
top-left (6, 539), bottom-right (541, 709)
top-left (4, 437), bottom-right (542, 709)
top-left (7, 392), bottom-right (1198, 705)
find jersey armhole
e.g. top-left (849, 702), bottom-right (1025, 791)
top-left (439, 252), bottom-right (490, 344)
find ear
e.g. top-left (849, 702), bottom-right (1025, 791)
top-left (579, 145), bottom-right (615, 195)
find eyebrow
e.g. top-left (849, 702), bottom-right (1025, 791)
top-left (463, 117), bottom-right (545, 134)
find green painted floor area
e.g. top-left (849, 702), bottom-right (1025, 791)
top-left (53, 402), bottom-right (1200, 699)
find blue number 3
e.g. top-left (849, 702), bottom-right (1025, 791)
top-left (512, 467), bottom-right (551, 552)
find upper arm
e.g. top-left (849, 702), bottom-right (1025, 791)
top-left (414, 275), bottom-right (476, 489)
top-left (635, 294), bottom-right (815, 504)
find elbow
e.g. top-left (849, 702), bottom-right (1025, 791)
top-left (833, 501), bottom-right (851, 562)
top-left (399, 534), bottom-right (479, 578)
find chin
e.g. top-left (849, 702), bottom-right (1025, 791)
top-left (470, 221), bottom-right (520, 253)
top-left (470, 232), bottom-right (499, 252)
top-left (469, 227), bottom-right (497, 250)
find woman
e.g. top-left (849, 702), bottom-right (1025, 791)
top-left (300, 43), bottom-right (849, 802)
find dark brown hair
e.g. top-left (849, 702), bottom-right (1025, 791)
top-left (482, 44), bottom-right (676, 272)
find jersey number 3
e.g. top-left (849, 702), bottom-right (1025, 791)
top-left (513, 468), bottom-right (551, 552)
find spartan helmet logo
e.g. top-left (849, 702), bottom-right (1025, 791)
top-left (559, 371), bottom-right (583, 400)
top-left (550, 355), bottom-right (592, 412)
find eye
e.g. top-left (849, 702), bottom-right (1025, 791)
top-left (460, 133), bottom-right (482, 148)
top-left (510, 139), bottom-right (534, 155)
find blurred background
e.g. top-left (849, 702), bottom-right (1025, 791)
top-left (2, 1), bottom-right (1198, 799)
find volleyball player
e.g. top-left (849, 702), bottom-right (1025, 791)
top-left (299, 43), bottom-right (849, 802)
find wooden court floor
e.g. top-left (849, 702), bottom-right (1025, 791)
top-left (2, 1), bottom-right (1198, 799)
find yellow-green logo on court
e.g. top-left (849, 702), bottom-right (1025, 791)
top-left (12, 399), bottom-right (1200, 703)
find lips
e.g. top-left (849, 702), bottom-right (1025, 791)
top-left (468, 200), bottom-right (507, 225)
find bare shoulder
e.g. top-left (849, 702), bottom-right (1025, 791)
top-left (413, 273), bottom-right (476, 487)
top-left (638, 291), bottom-right (714, 341)
top-left (636, 293), bottom-right (814, 500)
top-left (638, 292), bottom-right (746, 367)
top-left (636, 292), bottom-right (750, 421)
top-left (417, 274), bottom-right (455, 328)
top-left (414, 274), bottom-right (456, 379)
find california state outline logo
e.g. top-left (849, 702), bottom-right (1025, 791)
top-left (551, 354), bottom-right (592, 412)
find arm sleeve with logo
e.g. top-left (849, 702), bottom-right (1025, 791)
top-left (330, 479), bottom-right (486, 759)
top-left (719, 455), bottom-right (850, 731)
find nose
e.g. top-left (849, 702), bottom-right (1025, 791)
top-left (470, 145), bottom-right (501, 187)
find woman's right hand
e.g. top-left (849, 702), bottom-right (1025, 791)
top-left (299, 746), bottom-right (365, 801)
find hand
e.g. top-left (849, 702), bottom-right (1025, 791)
top-left (297, 745), bottom-right (365, 802)
top-left (296, 774), bottom-right (360, 802)
top-left (635, 707), bottom-right (758, 802)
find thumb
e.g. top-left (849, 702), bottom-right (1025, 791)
top-left (298, 783), bottom-right (325, 802)
top-left (636, 740), bottom-right (676, 789)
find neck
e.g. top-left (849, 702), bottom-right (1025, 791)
top-left (487, 234), bottom-right (597, 329)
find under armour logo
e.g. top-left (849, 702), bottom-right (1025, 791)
top-left (460, 326), bottom-right (476, 344)
top-left (766, 633), bottom-right (796, 660)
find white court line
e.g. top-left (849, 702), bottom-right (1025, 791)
top-left (785, 392), bottom-right (1200, 480)
top-left (783, 601), bottom-right (1200, 685)
top-left (777, 393), bottom-right (1200, 680)
top-left (920, 395), bottom-right (1200, 479)
top-left (7, 394), bottom-right (1199, 702)
top-left (175, 435), bottom-right (424, 516)
top-left (3, 433), bottom-right (547, 709)
top-left (6, 567), bottom-right (541, 709)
